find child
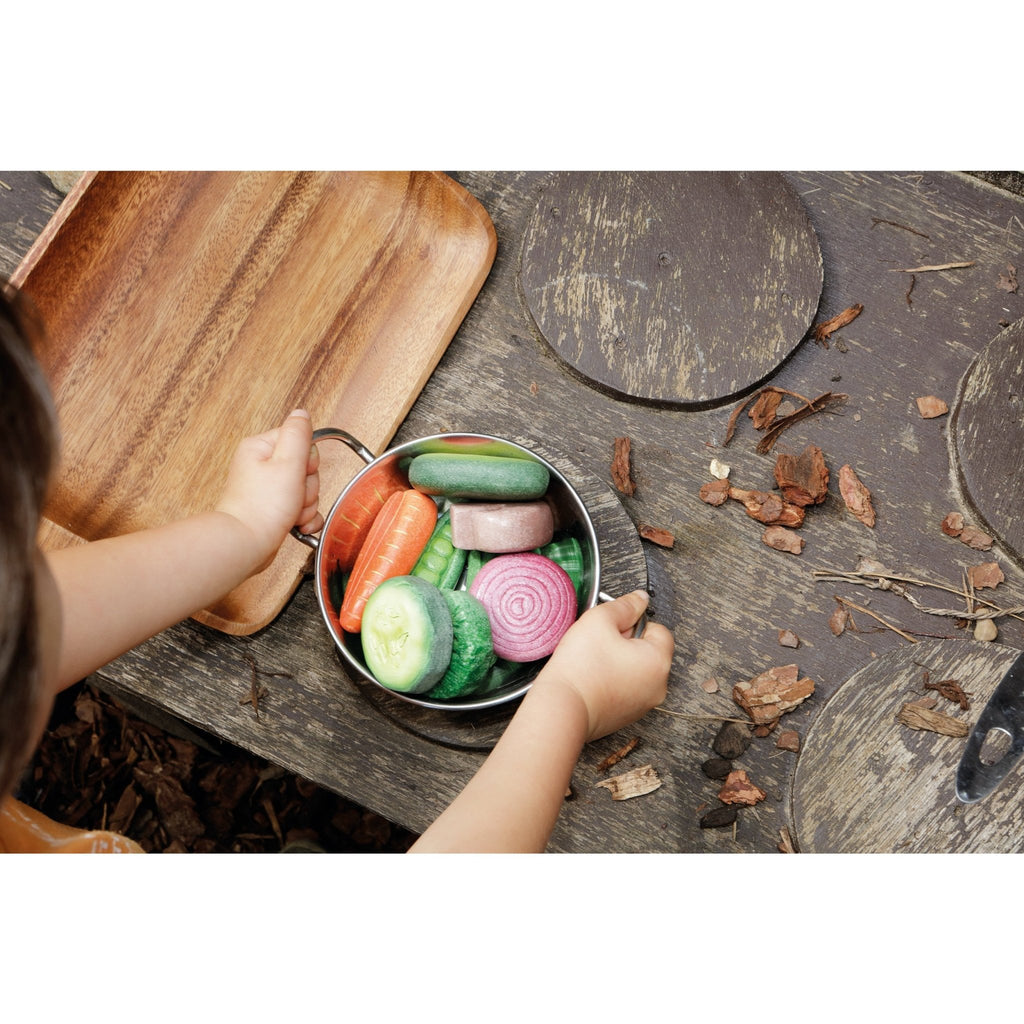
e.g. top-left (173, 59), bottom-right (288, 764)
top-left (0, 279), bottom-right (674, 854)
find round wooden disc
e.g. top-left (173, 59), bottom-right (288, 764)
top-left (791, 639), bottom-right (1024, 853)
top-left (520, 172), bottom-right (823, 407)
top-left (349, 441), bottom-right (649, 751)
top-left (950, 318), bottom-right (1024, 570)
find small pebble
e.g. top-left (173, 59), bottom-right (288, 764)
top-left (701, 757), bottom-right (734, 781)
top-left (975, 618), bottom-right (998, 642)
top-left (709, 458), bottom-right (731, 480)
top-left (699, 804), bottom-right (738, 830)
top-left (700, 677), bottom-right (719, 694)
top-left (712, 721), bottom-right (754, 760)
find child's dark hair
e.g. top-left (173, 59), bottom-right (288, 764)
top-left (0, 279), bottom-right (59, 798)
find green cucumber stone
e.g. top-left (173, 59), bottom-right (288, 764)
top-left (361, 576), bottom-right (453, 694)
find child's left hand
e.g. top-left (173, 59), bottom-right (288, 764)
top-left (215, 409), bottom-right (323, 572)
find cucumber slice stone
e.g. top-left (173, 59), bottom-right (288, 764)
top-left (361, 576), bottom-right (453, 694)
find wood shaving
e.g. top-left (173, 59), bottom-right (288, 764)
top-left (828, 603), bottom-right (850, 636)
top-left (923, 678), bottom-right (970, 711)
top-left (897, 702), bottom-right (968, 737)
top-left (611, 436), bottom-right (636, 496)
top-left (959, 525), bottom-right (994, 551)
top-left (890, 261), bottom-right (976, 273)
top-left (941, 512), bottom-right (965, 537)
top-left (748, 389), bottom-right (783, 430)
top-left (838, 464), bottom-right (876, 527)
top-left (813, 303), bottom-right (863, 345)
top-left (774, 445), bottom-right (829, 507)
top-left (718, 769), bottom-right (767, 806)
top-left (595, 737), bottom-right (640, 772)
top-left (724, 386), bottom-right (847, 451)
top-left (595, 764), bottom-right (661, 801)
top-left (733, 664), bottom-right (815, 726)
top-left (762, 525), bottom-right (804, 555)
top-left (916, 395), bottom-right (949, 419)
top-left (778, 629), bottom-right (800, 649)
top-left (638, 523), bottom-right (675, 548)
top-left (968, 561), bottom-right (1004, 591)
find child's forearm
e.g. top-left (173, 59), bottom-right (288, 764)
top-left (409, 678), bottom-right (590, 853)
top-left (45, 510), bottom-right (264, 693)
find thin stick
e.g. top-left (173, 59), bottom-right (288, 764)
top-left (890, 261), bottom-right (975, 273)
top-left (871, 217), bottom-right (930, 239)
top-left (812, 567), bottom-right (1024, 623)
top-left (834, 596), bottom-right (919, 643)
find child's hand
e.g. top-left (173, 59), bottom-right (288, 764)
top-left (538, 591), bottom-right (674, 742)
top-left (215, 409), bottom-right (323, 572)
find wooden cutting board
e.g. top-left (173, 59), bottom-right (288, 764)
top-left (13, 171), bottom-right (496, 634)
top-left (791, 639), bottom-right (1024, 853)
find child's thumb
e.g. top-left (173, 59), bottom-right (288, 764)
top-left (273, 409), bottom-right (312, 463)
top-left (603, 589), bottom-right (650, 633)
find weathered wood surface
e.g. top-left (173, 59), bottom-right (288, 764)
top-left (4, 171), bottom-right (1024, 852)
top-left (791, 640), bottom-right (1024, 853)
top-left (950, 318), bottom-right (1024, 571)
top-left (519, 171), bottom-right (823, 406)
top-left (13, 171), bottom-right (496, 634)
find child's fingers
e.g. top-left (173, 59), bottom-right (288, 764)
top-left (638, 620), bottom-right (675, 664)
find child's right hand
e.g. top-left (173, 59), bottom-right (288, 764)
top-left (538, 591), bottom-right (674, 742)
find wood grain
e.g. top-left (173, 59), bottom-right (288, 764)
top-left (519, 171), bottom-right (823, 407)
top-left (13, 171), bottom-right (496, 634)
top-left (791, 640), bottom-right (1024, 853)
top-left (950, 318), bottom-right (1024, 571)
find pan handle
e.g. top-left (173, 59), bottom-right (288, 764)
top-left (291, 428), bottom-right (376, 551)
top-left (598, 591), bottom-right (647, 639)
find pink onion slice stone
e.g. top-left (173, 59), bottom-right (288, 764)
top-left (469, 552), bottom-right (577, 661)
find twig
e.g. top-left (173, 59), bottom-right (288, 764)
top-left (890, 261), bottom-right (975, 273)
top-left (596, 737), bottom-right (639, 772)
top-left (812, 567), bottom-right (1024, 623)
top-left (240, 653), bottom-right (293, 720)
top-left (756, 392), bottom-right (847, 453)
top-left (653, 707), bottom-right (750, 724)
top-left (905, 274), bottom-right (916, 307)
top-left (871, 217), bottom-right (930, 239)
top-left (834, 596), bottom-right (919, 643)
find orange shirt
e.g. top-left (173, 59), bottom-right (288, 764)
top-left (0, 795), bottom-right (144, 853)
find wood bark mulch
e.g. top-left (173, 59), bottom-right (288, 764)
top-left (17, 684), bottom-right (419, 853)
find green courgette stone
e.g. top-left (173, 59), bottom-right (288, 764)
top-left (408, 453), bottom-right (550, 500)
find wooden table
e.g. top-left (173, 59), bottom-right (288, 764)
top-left (4, 170), bottom-right (1024, 852)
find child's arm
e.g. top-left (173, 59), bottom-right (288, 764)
top-left (409, 591), bottom-right (674, 853)
top-left (43, 410), bottom-right (322, 695)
